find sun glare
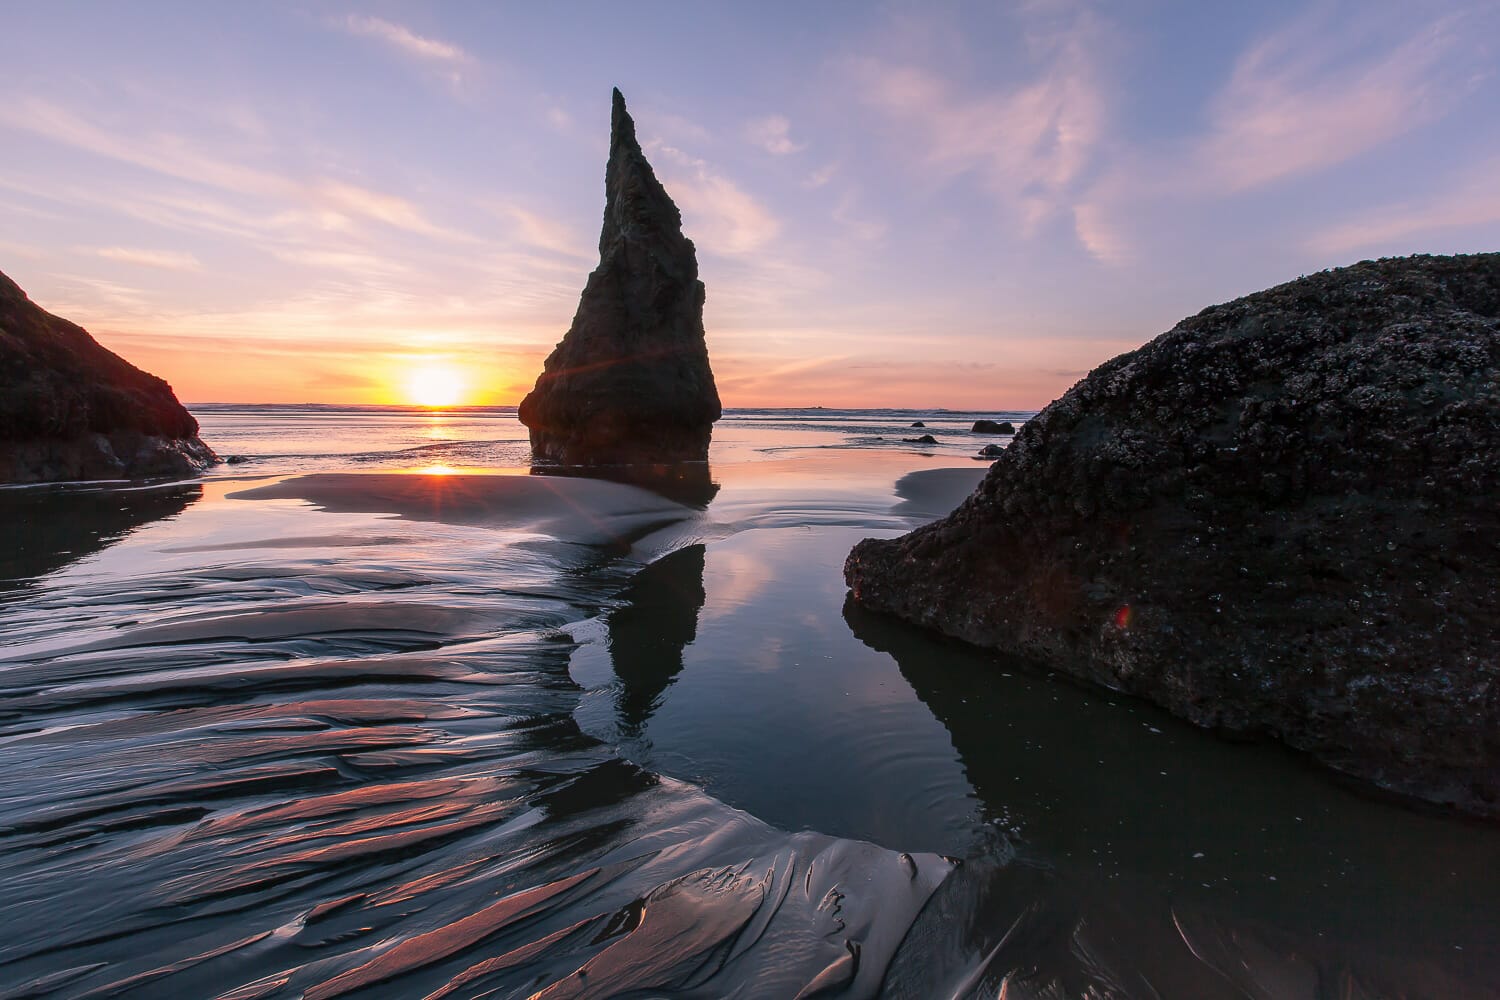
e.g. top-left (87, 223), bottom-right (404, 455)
top-left (407, 365), bottom-right (466, 408)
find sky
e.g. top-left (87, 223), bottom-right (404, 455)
top-left (3, 1), bottom-right (1498, 408)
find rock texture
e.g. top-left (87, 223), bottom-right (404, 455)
top-left (972, 419), bottom-right (1014, 434)
top-left (847, 254), bottom-right (1500, 816)
top-left (518, 89), bottom-right (721, 465)
top-left (0, 270), bottom-right (215, 483)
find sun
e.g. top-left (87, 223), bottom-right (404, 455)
top-left (406, 365), bottom-right (466, 408)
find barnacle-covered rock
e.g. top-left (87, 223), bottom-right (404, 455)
top-left (847, 254), bottom-right (1500, 816)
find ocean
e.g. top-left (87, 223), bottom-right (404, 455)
top-left (184, 404), bottom-right (1037, 475)
top-left (0, 406), bottom-right (1496, 997)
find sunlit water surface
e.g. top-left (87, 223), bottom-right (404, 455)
top-left (1, 406), bottom-right (1496, 998)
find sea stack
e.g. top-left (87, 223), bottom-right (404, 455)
top-left (846, 254), bottom-right (1500, 816)
top-left (0, 269), bottom-right (216, 483)
top-left (518, 89), bottom-right (721, 465)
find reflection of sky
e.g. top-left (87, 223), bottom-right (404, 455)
top-left (694, 545), bottom-right (777, 627)
top-left (4, 2), bottom-right (1498, 407)
top-left (585, 524), bottom-right (986, 855)
top-left (574, 514), bottom-right (1500, 974)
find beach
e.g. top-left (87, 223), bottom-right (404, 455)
top-left (2, 405), bottom-right (1497, 998)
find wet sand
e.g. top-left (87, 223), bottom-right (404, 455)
top-left (891, 466), bottom-right (989, 519)
top-left (229, 471), bottom-right (699, 548)
top-left (2, 434), bottom-right (1497, 998)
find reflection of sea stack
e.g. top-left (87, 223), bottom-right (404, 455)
top-left (518, 88), bottom-right (721, 465)
top-left (608, 544), bottom-right (708, 736)
top-left (847, 254), bottom-right (1500, 816)
top-left (0, 269), bottom-right (216, 483)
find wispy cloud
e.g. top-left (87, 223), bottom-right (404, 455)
top-left (95, 246), bottom-right (201, 271)
top-left (0, 238), bottom-right (46, 261)
top-left (338, 15), bottom-right (469, 65)
top-left (267, 247), bottom-right (412, 276)
top-left (1197, 6), bottom-right (1479, 191)
top-left (0, 98), bottom-right (473, 242)
top-left (91, 324), bottom-right (549, 405)
top-left (1068, 2), bottom-right (1495, 267)
top-left (651, 143), bottom-right (782, 255)
top-left (849, 6), bottom-right (1108, 235)
top-left (1308, 156), bottom-right (1500, 255)
top-left (703, 255), bottom-right (829, 324)
top-left (42, 273), bottom-right (155, 314)
top-left (713, 352), bottom-right (851, 396)
top-left (0, 97), bottom-right (282, 196)
top-left (642, 108), bottom-right (713, 147)
top-left (831, 190), bottom-right (887, 244)
top-left (745, 114), bottom-right (805, 155)
top-left (488, 203), bottom-right (592, 259)
top-left (804, 163), bottom-right (839, 189)
top-left (1070, 201), bottom-right (1130, 266)
top-left (316, 181), bottom-right (473, 242)
top-left (711, 331), bottom-right (1139, 409)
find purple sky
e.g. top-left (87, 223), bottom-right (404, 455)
top-left (3, 1), bottom-right (1498, 407)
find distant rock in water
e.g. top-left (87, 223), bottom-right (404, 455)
top-left (518, 89), bottom-right (721, 465)
top-left (0, 269), bottom-right (216, 483)
top-left (903, 434), bottom-right (938, 444)
top-left (847, 254), bottom-right (1500, 816)
top-left (976, 444), bottom-right (1004, 458)
top-left (971, 419), bottom-right (1014, 434)
top-left (910, 420), bottom-right (925, 428)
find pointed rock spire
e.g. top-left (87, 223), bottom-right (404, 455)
top-left (518, 88), bottom-right (721, 466)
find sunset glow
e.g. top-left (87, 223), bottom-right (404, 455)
top-left (406, 366), bottom-right (467, 409)
top-left (4, 3), bottom-right (1499, 407)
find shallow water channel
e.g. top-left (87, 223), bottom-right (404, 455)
top-left (1, 422), bottom-right (1496, 997)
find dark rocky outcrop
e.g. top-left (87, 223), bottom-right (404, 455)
top-left (903, 434), bottom-right (938, 444)
top-left (976, 444), bottom-right (1004, 458)
top-left (518, 89), bottom-right (721, 465)
top-left (847, 254), bottom-right (1500, 816)
top-left (910, 420), bottom-right (926, 428)
top-left (972, 419), bottom-right (1015, 434)
top-left (0, 270), bottom-right (215, 483)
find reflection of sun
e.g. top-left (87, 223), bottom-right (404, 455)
top-left (407, 366), bottom-right (465, 408)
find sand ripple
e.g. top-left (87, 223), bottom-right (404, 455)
top-left (1, 467), bottom-right (1494, 998)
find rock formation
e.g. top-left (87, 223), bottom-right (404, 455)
top-left (972, 419), bottom-right (1015, 434)
top-left (518, 89), bottom-right (721, 465)
top-left (847, 254), bottom-right (1500, 816)
top-left (0, 269), bottom-right (215, 483)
